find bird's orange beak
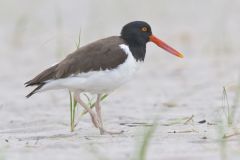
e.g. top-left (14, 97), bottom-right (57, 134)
top-left (149, 35), bottom-right (184, 58)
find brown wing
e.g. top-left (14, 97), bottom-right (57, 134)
top-left (25, 36), bottom-right (127, 87)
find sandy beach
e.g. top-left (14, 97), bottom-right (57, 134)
top-left (1, 0), bottom-right (240, 159)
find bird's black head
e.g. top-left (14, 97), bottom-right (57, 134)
top-left (120, 21), bottom-right (184, 61)
top-left (121, 21), bottom-right (152, 46)
top-left (120, 21), bottom-right (152, 61)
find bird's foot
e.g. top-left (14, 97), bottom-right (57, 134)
top-left (99, 128), bottom-right (124, 135)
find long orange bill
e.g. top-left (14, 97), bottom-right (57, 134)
top-left (149, 35), bottom-right (184, 58)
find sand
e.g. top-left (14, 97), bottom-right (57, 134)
top-left (1, 0), bottom-right (240, 159)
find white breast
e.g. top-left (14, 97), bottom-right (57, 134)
top-left (40, 44), bottom-right (142, 94)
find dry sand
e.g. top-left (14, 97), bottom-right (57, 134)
top-left (1, 0), bottom-right (240, 160)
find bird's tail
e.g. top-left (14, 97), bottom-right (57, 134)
top-left (25, 64), bottom-right (58, 98)
top-left (26, 83), bottom-right (45, 98)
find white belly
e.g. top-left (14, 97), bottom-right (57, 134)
top-left (40, 44), bottom-right (142, 94)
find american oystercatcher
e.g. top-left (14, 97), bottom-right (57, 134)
top-left (25, 21), bottom-right (184, 134)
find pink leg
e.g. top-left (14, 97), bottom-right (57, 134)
top-left (95, 94), bottom-right (104, 134)
top-left (95, 94), bottom-right (124, 135)
top-left (74, 91), bottom-right (100, 128)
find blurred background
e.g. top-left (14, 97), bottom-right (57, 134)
top-left (1, 0), bottom-right (240, 56)
top-left (1, 0), bottom-right (240, 99)
top-left (0, 0), bottom-right (240, 160)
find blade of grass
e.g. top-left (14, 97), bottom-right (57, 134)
top-left (68, 29), bottom-right (82, 132)
top-left (135, 121), bottom-right (158, 160)
top-left (72, 96), bottom-right (77, 130)
top-left (162, 116), bottom-right (192, 126)
top-left (222, 86), bottom-right (234, 126)
top-left (69, 90), bottom-right (78, 132)
top-left (74, 28), bottom-right (82, 49)
top-left (69, 91), bottom-right (77, 132)
top-left (69, 91), bottom-right (73, 132)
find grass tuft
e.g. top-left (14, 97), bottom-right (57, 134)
top-left (69, 91), bottom-right (77, 132)
top-left (69, 29), bottom-right (81, 132)
top-left (217, 81), bottom-right (240, 160)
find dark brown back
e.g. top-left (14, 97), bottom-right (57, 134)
top-left (25, 36), bottom-right (128, 86)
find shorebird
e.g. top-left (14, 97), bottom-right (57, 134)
top-left (25, 21), bottom-right (184, 134)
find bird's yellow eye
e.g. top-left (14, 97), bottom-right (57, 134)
top-left (141, 27), bottom-right (148, 32)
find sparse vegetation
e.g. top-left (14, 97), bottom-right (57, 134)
top-left (69, 29), bottom-right (81, 132)
top-left (216, 83), bottom-right (240, 160)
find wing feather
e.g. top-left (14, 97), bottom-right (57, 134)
top-left (25, 36), bottom-right (127, 87)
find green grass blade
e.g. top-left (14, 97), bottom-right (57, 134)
top-left (69, 90), bottom-right (74, 132)
top-left (68, 29), bottom-right (81, 132)
top-left (136, 121), bottom-right (158, 160)
top-left (74, 28), bottom-right (81, 49)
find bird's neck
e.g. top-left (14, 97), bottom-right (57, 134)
top-left (121, 37), bottom-right (146, 61)
top-left (128, 44), bottom-right (146, 62)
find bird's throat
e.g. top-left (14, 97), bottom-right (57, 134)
top-left (128, 45), bottom-right (146, 62)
